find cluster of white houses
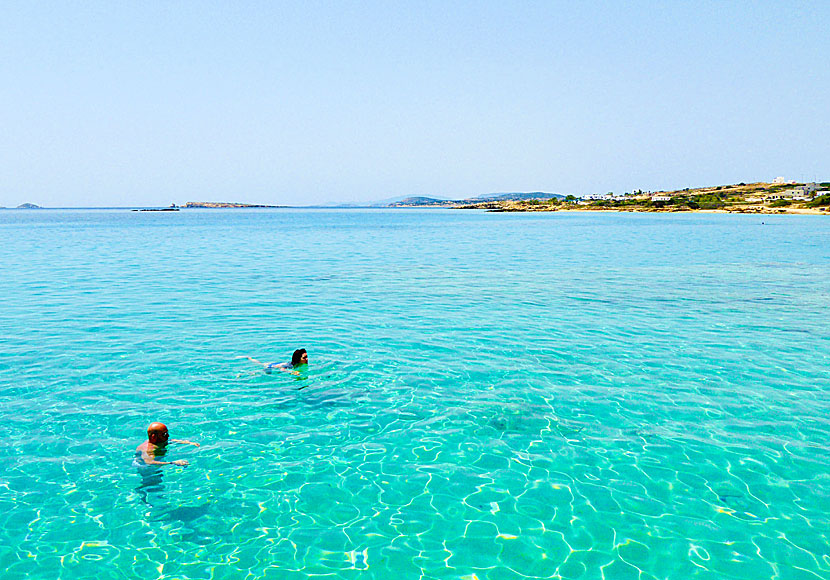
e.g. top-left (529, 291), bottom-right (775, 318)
top-left (578, 193), bottom-right (633, 203)
top-left (650, 183), bottom-right (827, 204)
top-left (576, 181), bottom-right (828, 205)
top-left (754, 183), bottom-right (828, 202)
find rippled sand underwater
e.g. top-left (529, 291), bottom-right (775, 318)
top-left (0, 209), bottom-right (828, 579)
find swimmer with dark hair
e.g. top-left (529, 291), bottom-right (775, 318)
top-left (135, 422), bottom-right (199, 467)
top-left (237, 349), bottom-right (308, 376)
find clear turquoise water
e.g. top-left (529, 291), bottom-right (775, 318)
top-left (0, 208), bottom-right (828, 579)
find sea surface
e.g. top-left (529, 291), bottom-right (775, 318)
top-left (0, 208), bottom-right (828, 579)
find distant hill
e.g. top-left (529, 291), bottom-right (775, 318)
top-left (17, 203), bottom-right (41, 209)
top-left (322, 192), bottom-right (564, 207)
top-left (388, 196), bottom-right (455, 207)
top-left (466, 192), bottom-right (563, 202)
top-left (387, 192), bottom-right (562, 207)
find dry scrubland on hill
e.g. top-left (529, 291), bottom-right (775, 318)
top-left (454, 182), bottom-right (830, 214)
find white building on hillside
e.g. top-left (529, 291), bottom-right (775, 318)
top-left (766, 183), bottom-right (821, 202)
top-left (788, 183), bottom-right (820, 200)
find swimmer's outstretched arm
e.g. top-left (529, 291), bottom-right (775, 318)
top-left (236, 355), bottom-right (266, 367)
top-left (171, 439), bottom-right (200, 447)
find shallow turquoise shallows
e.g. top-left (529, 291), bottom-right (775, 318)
top-left (0, 209), bottom-right (828, 579)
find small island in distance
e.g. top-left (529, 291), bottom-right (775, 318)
top-left (184, 202), bottom-right (286, 208)
top-left (132, 202), bottom-right (286, 211)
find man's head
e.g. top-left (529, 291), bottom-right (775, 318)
top-left (292, 349), bottom-right (308, 366)
top-left (147, 422), bottom-right (170, 445)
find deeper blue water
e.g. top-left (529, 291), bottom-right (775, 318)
top-left (0, 208), bottom-right (828, 579)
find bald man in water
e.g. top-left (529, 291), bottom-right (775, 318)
top-left (135, 422), bottom-right (199, 467)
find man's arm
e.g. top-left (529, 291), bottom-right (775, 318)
top-left (141, 449), bottom-right (189, 466)
top-left (171, 439), bottom-right (200, 447)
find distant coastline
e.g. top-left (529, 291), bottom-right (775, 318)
top-left (450, 182), bottom-right (830, 215)
top-left (5, 182), bottom-right (829, 213)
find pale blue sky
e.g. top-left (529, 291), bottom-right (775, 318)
top-left (2, 1), bottom-right (828, 207)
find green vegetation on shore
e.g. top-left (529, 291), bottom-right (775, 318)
top-left (454, 182), bottom-right (830, 214)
